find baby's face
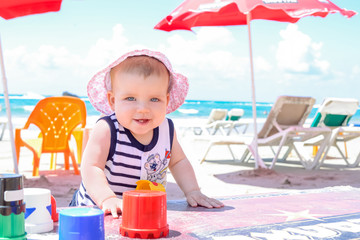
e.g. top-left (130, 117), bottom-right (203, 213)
top-left (108, 71), bottom-right (169, 140)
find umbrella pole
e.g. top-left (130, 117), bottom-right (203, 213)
top-left (246, 14), bottom-right (266, 169)
top-left (0, 35), bottom-right (19, 174)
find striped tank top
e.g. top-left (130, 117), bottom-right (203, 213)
top-left (75, 113), bottom-right (174, 206)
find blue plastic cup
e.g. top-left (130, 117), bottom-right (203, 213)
top-left (58, 207), bottom-right (104, 240)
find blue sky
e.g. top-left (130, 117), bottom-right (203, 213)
top-left (0, 0), bottom-right (359, 103)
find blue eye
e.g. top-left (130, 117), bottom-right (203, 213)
top-left (126, 97), bottom-right (135, 101)
top-left (151, 98), bottom-right (159, 102)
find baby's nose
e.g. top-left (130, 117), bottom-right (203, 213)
top-left (137, 101), bottom-right (150, 112)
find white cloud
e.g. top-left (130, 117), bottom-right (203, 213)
top-left (351, 64), bottom-right (360, 78)
top-left (162, 29), bottom-right (247, 74)
top-left (5, 44), bottom-right (85, 95)
top-left (255, 56), bottom-right (272, 72)
top-left (276, 24), bottom-right (329, 75)
top-left (157, 27), bottom-right (253, 100)
top-left (85, 24), bottom-right (132, 68)
top-left (4, 24), bottom-right (141, 96)
top-left (195, 27), bottom-right (236, 47)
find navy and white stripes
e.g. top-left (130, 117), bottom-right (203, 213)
top-left (75, 113), bottom-right (174, 206)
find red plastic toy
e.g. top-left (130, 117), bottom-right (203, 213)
top-left (120, 190), bottom-right (168, 239)
top-left (51, 195), bottom-right (58, 222)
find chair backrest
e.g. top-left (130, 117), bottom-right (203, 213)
top-left (258, 96), bottom-right (315, 139)
top-left (24, 96), bottom-right (87, 152)
top-left (310, 98), bottom-right (359, 127)
top-left (207, 109), bottom-right (228, 124)
top-left (226, 108), bottom-right (244, 121)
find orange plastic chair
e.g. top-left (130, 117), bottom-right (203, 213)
top-left (15, 96), bottom-right (87, 176)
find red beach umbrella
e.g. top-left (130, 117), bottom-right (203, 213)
top-left (0, 0), bottom-right (63, 173)
top-left (0, 0), bottom-right (61, 20)
top-left (154, 0), bottom-right (356, 169)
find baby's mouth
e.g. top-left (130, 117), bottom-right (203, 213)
top-left (135, 119), bottom-right (150, 124)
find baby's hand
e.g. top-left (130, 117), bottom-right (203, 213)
top-left (101, 196), bottom-right (122, 218)
top-left (185, 190), bottom-right (224, 208)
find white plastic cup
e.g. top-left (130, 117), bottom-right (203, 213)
top-left (24, 188), bottom-right (53, 234)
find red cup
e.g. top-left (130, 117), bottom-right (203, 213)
top-left (51, 195), bottom-right (58, 222)
top-left (120, 190), bottom-right (168, 239)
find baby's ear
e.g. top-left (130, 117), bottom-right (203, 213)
top-left (107, 91), bottom-right (115, 111)
top-left (166, 93), bottom-right (170, 107)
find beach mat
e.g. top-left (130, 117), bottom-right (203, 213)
top-left (104, 186), bottom-right (360, 239)
top-left (27, 186), bottom-right (360, 239)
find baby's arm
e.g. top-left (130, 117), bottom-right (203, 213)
top-left (80, 120), bottom-right (122, 218)
top-left (169, 130), bottom-right (224, 208)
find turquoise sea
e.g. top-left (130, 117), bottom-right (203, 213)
top-left (1, 93), bottom-right (360, 124)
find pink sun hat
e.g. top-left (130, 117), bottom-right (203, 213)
top-left (87, 49), bottom-right (189, 115)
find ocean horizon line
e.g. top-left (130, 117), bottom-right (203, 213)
top-left (1, 93), bottom-right (360, 124)
top-left (0, 92), bottom-right (275, 104)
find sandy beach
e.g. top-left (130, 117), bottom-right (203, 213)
top-left (1, 118), bottom-right (360, 208)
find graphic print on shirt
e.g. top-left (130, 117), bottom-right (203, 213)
top-left (144, 150), bottom-right (171, 185)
